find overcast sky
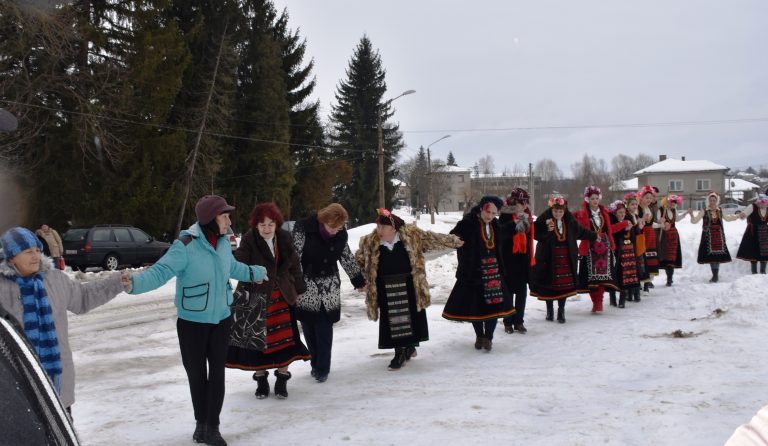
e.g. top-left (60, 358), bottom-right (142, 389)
top-left (271, 0), bottom-right (768, 177)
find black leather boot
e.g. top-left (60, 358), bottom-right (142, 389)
top-left (643, 282), bottom-right (650, 293)
top-left (710, 270), bottom-right (719, 283)
top-left (752, 262), bottom-right (758, 274)
top-left (193, 422), bottom-right (206, 443)
top-left (633, 287), bottom-right (641, 302)
top-left (609, 290), bottom-right (617, 307)
top-left (546, 302), bottom-right (554, 321)
top-left (761, 262), bottom-right (767, 274)
top-left (389, 347), bottom-right (408, 369)
top-left (557, 307), bottom-right (565, 324)
top-left (274, 370), bottom-right (291, 399)
top-left (204, 425), bottom-right (227, 446)
top-left (253, 371), bottom-right (269, 399)
top-left (666, 268), bottom-right (674, 286)
top-left (618, 290), bottom-right (626, 308)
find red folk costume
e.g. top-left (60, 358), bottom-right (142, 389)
top-left (574, 186), bottom-right (623, 312)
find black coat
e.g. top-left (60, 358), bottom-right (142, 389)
top-left (450, 208), bottom-right (508, 286)
top-left (292, 215), bottom-right (365, 323)
top-left (531, 209), bottom-right (596, 290)
top-left (498, 210), bottom-right (533, 290)
top-left (234, 228), bottom-right (306, 305)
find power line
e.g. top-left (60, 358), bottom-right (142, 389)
top-left (400, 117), bottom-right (768, 134)
top-left (0, 99), bottom-right (377, 154)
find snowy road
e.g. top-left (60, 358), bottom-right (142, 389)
top-left (68, 215), bottom-right (768, 445)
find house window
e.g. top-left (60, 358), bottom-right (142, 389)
top-left (669, 180), bottom-right (683, 192)
top-left (696, 179), bottom-right (710, 191)
top-left (693, 200), bottom-right (706, 210)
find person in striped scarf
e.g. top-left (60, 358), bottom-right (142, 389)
top-left (0, 227), bottom-right (127, 413)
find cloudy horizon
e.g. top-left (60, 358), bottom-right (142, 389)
top-left (272, 0), bottom-right (768, 176)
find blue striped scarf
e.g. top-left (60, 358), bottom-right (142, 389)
top-left (13, 272), bottom-right (63, 392)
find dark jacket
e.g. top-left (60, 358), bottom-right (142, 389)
top-left (234, 228), bottom-right (306, 305)
top-left (531, 209), bottom-right (596, 289)
top-left (450, 205), bottom-right (507, 285)
top-left (292, 215), bottom-right (365, 322)
top-left (499, 209), bottom-right (534, 289)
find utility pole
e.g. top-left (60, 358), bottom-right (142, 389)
top-left (377, 90), bottom-right (416, 209)
top-left (377, 113), bottom-right (385, 208)
top-left (427, 147), bottom-right (432, 223)
top-left (528, 162), bottom-right (534, 214)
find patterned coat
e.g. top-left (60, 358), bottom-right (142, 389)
top-left (355, 225), bottom-right (462, 321)
top-left (292, 215), bottom-right (365, 323)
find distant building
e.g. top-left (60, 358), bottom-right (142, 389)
top-left (470, 171), bottom-right (542, 213)
top-left (392, 179), bottom-right (410, 208)
top-left (632, 155), bottom-right (729, 210)
top-left (724, 178), bottom-right (760, 203)
top-left (431, 165), bottom-right (472, 212)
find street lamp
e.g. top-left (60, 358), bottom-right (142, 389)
top-left (427, 134), bottom-right (451, 224)
top-left (378, 89), bottom-right (416, 208)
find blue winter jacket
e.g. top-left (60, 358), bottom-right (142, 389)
top-left (129, 223), bottom-right (267, 324)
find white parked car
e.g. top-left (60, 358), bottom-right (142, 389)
top-left (721, 202), bottom-right (746, 215)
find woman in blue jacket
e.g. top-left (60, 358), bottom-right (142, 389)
top-left (124, 195), bottom-right (266, 446)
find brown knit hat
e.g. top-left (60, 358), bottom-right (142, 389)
top-left (195, 195), bottom-right (235, 225)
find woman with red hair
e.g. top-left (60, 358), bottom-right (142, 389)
top-left (226, 202), bottom-right (310, 400)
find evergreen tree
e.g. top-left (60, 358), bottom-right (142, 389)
top-left (446, 151), bottom-right (456, 166)
top-left (329, 36), bottom-right (404, 226)
top-left (220, 0), bottom-right (293, 231)
top-left (272, 8), bottom-right (335, 219)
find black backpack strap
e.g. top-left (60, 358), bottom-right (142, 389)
top-left (178, 235), bottom-right (193, 246)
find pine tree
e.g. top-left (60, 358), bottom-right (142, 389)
top-left (219, 0), bottom-right (293, 231)
top-left (447, 151), bottom-right (456, 166)
top-left (329, 36), bottom-right (404, 226)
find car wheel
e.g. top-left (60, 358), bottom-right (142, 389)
top-left (103, 254), bottom-right (120, 271)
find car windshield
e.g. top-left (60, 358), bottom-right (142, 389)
top-left (63, 229), bottom-right (89, 241)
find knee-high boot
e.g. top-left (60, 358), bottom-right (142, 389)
top-left (609, 290), bottom-right (617, 307)
top-left (666, 267), bottom-right (674, 286)
top-left (545, 300), bottom-right (554, 321)
top-left (618, 290), bottom-right (626, 308)
top-left (761, 262), bottom-right (767, 274)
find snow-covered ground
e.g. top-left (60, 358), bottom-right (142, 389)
top-left (68, 209), bottom-right (767, 445)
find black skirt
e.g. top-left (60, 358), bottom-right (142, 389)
top-left (376, 243), bottom-right (428, 349)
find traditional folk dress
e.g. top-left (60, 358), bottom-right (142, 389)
top-left (443, 213), bottom-right (515, 322)
top-left (639, 204), bottom-right (660, 277)
top-left (736, 204), bottom-right (768, 263)
top-left (610, 215), bottom-right (641, 292)
top-left (530, 215), bottom-right (581, 300)
top-left (693, 208), bottom-right (735, 264)
top-left (657, 208), bottom-right (684, 269)
top-left (374, 239), bottom-right (429, 349)
top-left (575, 204), bottom-right (619, 293)
top-left (226, 230), bottom-right (311, 372)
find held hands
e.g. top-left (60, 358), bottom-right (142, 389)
top-left (546, 218), bottom-right (555, 232)
top-left (120, 271), bottom-right (132, 290)
top-left (663, 221), bottom-right (671, 231)
top-left (455, 239), bottom-right (465, 248)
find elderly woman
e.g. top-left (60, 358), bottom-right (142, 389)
top-left (356, 209), bottom-right (462, 370)
top-left (690, 192), bottom-right (739, 282)
top-left (442, 196), bottom-right (515, 351)
top-left (657, 194), bottom-right (691, 286)
top-left (530, 196), bottom-right (596, 323)
top-left (292, 203), bottom-right (365, 383)
top-left (226, 203), bottom-right (310, 399)
top-left (736, 194), bottom-right (768, 274)
top-left (0, 227), bottom-right (126, 413)
top-left (126, 195), bottom-right (267, 446)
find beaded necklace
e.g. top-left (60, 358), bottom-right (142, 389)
top-left (554, 218), bottom-right (566, 242)
top-left (480, 221), bottom-right (495, 249)
top-left (589, 207), bottom-right (605, 234)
